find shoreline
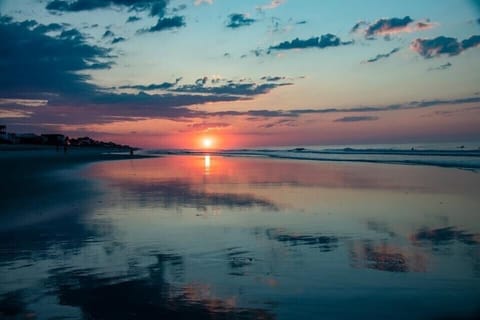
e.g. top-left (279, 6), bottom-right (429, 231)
top-left (0, 145), bottom-right (153, 230)
top-left (143, 150), bottom-right (480, 171)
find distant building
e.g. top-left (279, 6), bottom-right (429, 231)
top-left (16, 133), bottom-right (45, 145)
top-left (0, 125), bottom-right (16, 144)
top-left (41, 134), bottom-right (65, 145)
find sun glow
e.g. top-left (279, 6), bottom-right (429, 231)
top-left (202, 137), bottom-right (213, 149)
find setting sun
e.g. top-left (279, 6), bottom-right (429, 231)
top-left (202, 137), bottom-right (213, 149)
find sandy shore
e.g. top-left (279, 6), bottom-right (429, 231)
top-left (0, 145), bottom-right (151, 230)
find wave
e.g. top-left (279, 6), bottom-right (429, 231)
top-left (144, 147), bottom-right (480, 170)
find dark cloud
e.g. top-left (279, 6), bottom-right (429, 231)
top-left (207, 109), bottom-right (293, 118)
top-left (269, 34), bottom-right (353, 51)
top-left (0, 18), bottom-right (291, 128)
top-left (45, 0), bottom-right (186, 33)
top-left (102, 29), bottom-right (114, 38)
top-left (0, 17), bottom-right (112, 99)
top-left (46, 0), bottom-right (167, 14)
top-left (411, 35), bottom-right (480, 58)
top-left (363, 47), bottom-right (400, 63)
top-left (226, 13), bottom-right (256, 29)
top-left (352, 16), bottom-right (435, 39)
top-left (119, 78), bottom-right (182, 91)
top-left (173, 81), bottom-right (292, 96)
top-left (260, 76), bottom-right (285, 82)
top-left (33, 22), bottom-right (64, 33)
top-left (367, 16), bottom-right (413, 36)
top-left (111, 36), bottom-right (126, 44)
top-left (150, 0), bottom-right (168, 17)
top-left (146, 15), bottom-right (185, 32)
top-left (428, 62), bottom-right (452, 71)
top-left (334, 116), bottom-right (379, 122)
top-left (126, 15), bottom-right (141, 23)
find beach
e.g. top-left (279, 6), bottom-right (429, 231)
top-left (1, 151), bottom-right (480, 319)
top-left (0, 145), bottom-right (148, 230)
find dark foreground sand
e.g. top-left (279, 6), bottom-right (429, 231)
top-left (0, 145), bottom-right (150, 230)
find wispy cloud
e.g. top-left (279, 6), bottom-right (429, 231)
top-left (363, 47), bottom-right (400, 63)
top-left (186, 122), bottom-right (230, 131)
top-left (194, 0), bottom-right (213, 5)
top-left (334, 116), bottom-right (379, 122)
top-left (258, 118), bottom-right (297, 128)
top-left (269, 34), bottom-right (353, 51)
top-left (144, 16), bottom-right (185, 32)
top-left (257, 0), bottom-right (286, 11)
top-left (119, 78), bottom-right (183, 91)
top-left (428, 62), bottom-right (452, 71)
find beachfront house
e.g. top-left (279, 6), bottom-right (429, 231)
top-left (16, 133), bottom-right (45, 145)
top-left (0, 125), bottom-right (17, 144)
top-left (41, 134), bottom-right (65, 145)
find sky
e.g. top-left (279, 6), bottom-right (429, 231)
top-left (0, 0), bottom-right (479, 149)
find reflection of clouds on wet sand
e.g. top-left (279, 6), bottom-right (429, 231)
top-left (410, 226), bottom-right (480, 247)
top-left (105, 178), bottom-right (278, 211)
top-left (2, 155), bottom-right (480, 319)
top-left (266, 228), bottom-right (339, 252)
top-left (0, 213), bottom-right (107, 265)
top-left (348, 241), bottom-right (427, 273)
top-left (43, 253), bottom-right (274, 320)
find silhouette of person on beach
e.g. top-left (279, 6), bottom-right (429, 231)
top-left (64, 136), bottom-right (69, 153)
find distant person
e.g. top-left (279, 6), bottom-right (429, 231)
top-left (130, 148), bottom-right (134, 156)
top-left (64, 136), bottom-right (69, 153)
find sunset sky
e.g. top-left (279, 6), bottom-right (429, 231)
top-left (1, 0), bottom-right (479, 148)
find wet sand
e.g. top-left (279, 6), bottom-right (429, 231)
top-left (1, 154), bottom-right (479, 319)
top-left (0, 145), bottom-right (150, 230)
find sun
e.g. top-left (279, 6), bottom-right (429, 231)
top-left (202, 137), bottom-right (213, 148)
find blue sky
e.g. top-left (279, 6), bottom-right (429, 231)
top-left (0, 0), bottom-right (479, 148)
